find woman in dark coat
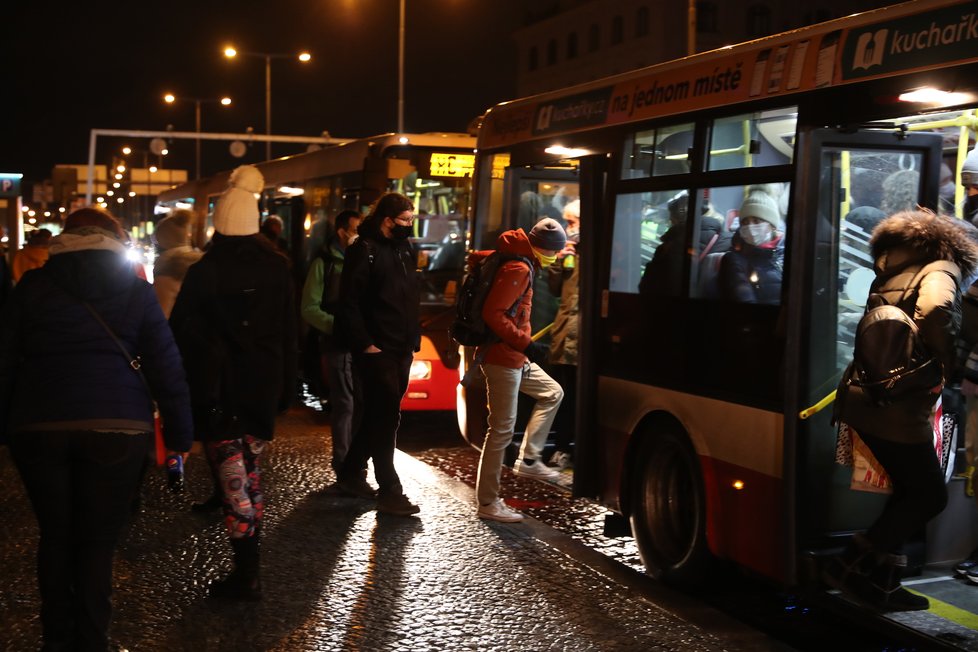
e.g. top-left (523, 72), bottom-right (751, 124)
top-left (169, 165), bottom-right (297, 600)
top-left (0, 208), bottom-right (193, 650)
top-left (825, 210), bottom-right (978, 611)
top-left (718, 188), bottom-right (784, 304)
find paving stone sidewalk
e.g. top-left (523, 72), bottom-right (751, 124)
top-left (0, 407), bottom-right (787, 651)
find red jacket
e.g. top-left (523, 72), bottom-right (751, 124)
top-left (477, 229), bottom-right (537, 368)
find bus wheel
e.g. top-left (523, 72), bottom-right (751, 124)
top-left (629, 429), bottom-right (711, 588)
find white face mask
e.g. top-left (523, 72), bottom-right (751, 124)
top-left (740, 222), bottom-right (773, 246)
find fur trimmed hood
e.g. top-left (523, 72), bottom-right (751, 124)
top-left (871, 210), bottom-right (978, 279)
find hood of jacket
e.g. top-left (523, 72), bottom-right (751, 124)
top-left (871, 211), bottom-right (978, 278)
top-left (495, 228), bottom-right (537, 265)
top-left (45, 242), bottom-right (136, 300)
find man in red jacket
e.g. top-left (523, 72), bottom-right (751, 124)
top-left (476, 218), bottom-right (566, 523)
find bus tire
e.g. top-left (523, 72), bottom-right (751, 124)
top-left (628, 428), bottom-right (712, 588)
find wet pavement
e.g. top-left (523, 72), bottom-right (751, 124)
top-left (0, 406), bottom-right (789, 652)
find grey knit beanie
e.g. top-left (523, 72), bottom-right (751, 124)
top-left (528, 218), bottom-right (567, 251)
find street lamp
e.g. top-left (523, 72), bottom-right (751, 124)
top-left (223, 46), bottom-right (312, 160)
top-left (163, 93), bottom-right (233, 179)
top-left (398, 0), bottom-right (405, 133)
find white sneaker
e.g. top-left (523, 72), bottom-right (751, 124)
top-left (513, 459), bottom-right (560, 481)
top-left (477, 498), bottom-right (524, 523)
top-left (549, 451), bottom-right (572, 470)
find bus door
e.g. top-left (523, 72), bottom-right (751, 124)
top-left (789, 126), bottom-right (943, 581)
top-left (460, 157), bottom-right (580, 447)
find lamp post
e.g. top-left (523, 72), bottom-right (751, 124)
top-left (163, 94), bottom-right (232, 179)
top-left (398, 0), bottom-right (405, 133)
top-left (223, 47), bottom-right (311, 160)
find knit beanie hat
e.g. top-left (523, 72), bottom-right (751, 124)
top-left (154, 209), bottom-right (193, 250)
top-left (213, 165), bottom-right (264, 236)
top-left (64, 207), bottom-right (126, 240)
top-left (528, 217), bottom-right (567, 251)
top-left (963, 147), bottom-right (978, 187)
top-left (739, 191), bottom-right (780, 229)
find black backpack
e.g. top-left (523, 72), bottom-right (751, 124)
top-left (844, 262), bottom-right (954, 406)
top-left (450, 250), bottom-right (532, 347)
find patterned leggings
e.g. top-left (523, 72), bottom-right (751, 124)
top-left (204, 436), bottom-right (267, 539)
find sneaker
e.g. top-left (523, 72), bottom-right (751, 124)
top-left (966, 566), bottom-right (978, 585)
top-left (335, 474), bottom-right (378, 499)
top-left (549, 451), bottom-right (572, 470)
top-left (955, 558), bottom-right (978, 576)
top-left (477, 498), bottom-right (524, 523)
top-left (376, 492), bottom-right (420, 516)
top-left (513, 459), bottom-right (560, 481)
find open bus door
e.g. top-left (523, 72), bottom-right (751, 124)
top-left (457, 158), bottom-right (580, 452)
top-left (788, 126), bottom-right (946, 584)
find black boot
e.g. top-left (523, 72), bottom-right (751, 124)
top-left (191, 490), bottom-right (223, 513)
top-left (850, 552), bottom-right (929, 612)
top-left (822, 533), bottom-right (875, 592)
top-left (209, 535), bottom-right (262, 601)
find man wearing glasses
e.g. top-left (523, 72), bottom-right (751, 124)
top-left (334, 193), bottom-right (422, 516)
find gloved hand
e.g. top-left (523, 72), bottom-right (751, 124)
top-left (523, 341), bottom-right (549, 365)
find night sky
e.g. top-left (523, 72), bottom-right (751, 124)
top-left (6, 0), bottom-right (543, 189)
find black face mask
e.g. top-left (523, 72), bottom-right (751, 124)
top-left (391, 223), bottom-right (413, 240)
top-left (966, 194), bottom-right (978, 218)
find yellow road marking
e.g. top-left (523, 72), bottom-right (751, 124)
top-left (908, 588), bottom-right (978, 630)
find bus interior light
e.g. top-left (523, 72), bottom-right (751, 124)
top-left (898, 87), bottom-right (974, 106)
top-left (732, 480), bottom-right (745, 491)
top-left (277, 185), bottom-right (305, 197)
top-left (545, 145), bottom-right (589, 158)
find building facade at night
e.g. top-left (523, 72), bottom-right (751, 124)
top-left (513, 0), bottom-right (900, 96)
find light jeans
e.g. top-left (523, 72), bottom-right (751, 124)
top-left (476, 361), bottom-right (563, 505)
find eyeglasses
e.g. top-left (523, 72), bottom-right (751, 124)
top-left (393, 213), bottom-right (415, 225)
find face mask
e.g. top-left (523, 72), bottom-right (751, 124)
top-left (532, 248), bottom-right (558, 267)
top-left (390, 223), bottom-right (413, 240)
top-left (966, 193), bottom-right (978, 217)
top-left (740, 222), bottom-right (773, 246)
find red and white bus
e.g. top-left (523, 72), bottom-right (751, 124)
top-left (157, 132), bottom-right (475, 412)
top-left (463, 0), bottom-right (978, 641)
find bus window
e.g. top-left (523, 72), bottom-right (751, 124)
top-left (708, 107), bottom-right (797, 171)
top-left (472, 152), bottom-right (510, 250)
top-left (620, 122), bottom-right (695, 180)
top-left (823, 148), bottom-right (924, 370)
top-left (610, 188), bottom-right (687, 293)
top-left (691, 182), bottom-right (789, 302)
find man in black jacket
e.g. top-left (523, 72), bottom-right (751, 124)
top-left (335, 193), bottom-right (421, 516)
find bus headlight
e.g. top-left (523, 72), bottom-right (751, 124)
top-left (409, 360), bottom-right (432, 381)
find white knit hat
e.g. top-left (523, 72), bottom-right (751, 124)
top-left (739, 191), bottom-right (780, 228)
top-left (213, 165), bottom-right (264, 236)
top-left (962, 147), bottom-right (978, 187)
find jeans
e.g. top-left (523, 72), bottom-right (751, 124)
top-left (10, 430), bottom-right (152, 652)
top-left (341, 350), bottom-right (412, 496)
top-left (859, 429), bottom-right (948, 554)
top-left (326, 349), bottom-right (357, 471)
top-left (477, 362), bottom-right (563, 505)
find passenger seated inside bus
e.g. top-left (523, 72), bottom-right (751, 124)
top-left (718, 186), bottom-right (785, 304)
top-left (638, 191), bottom-right (730, 297)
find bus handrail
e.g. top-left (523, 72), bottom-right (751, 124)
top-left (799, 390), bottom-right (836, 420)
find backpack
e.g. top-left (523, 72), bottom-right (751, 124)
top-left (450, 250), bottom-right (533, 347)
top-left (844, 263), bottom-right (953, 406)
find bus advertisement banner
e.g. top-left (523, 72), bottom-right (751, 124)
top-left (478, 0), bottom-right (978, 150)
top-left (840, 1), bottom-right (978, 81)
